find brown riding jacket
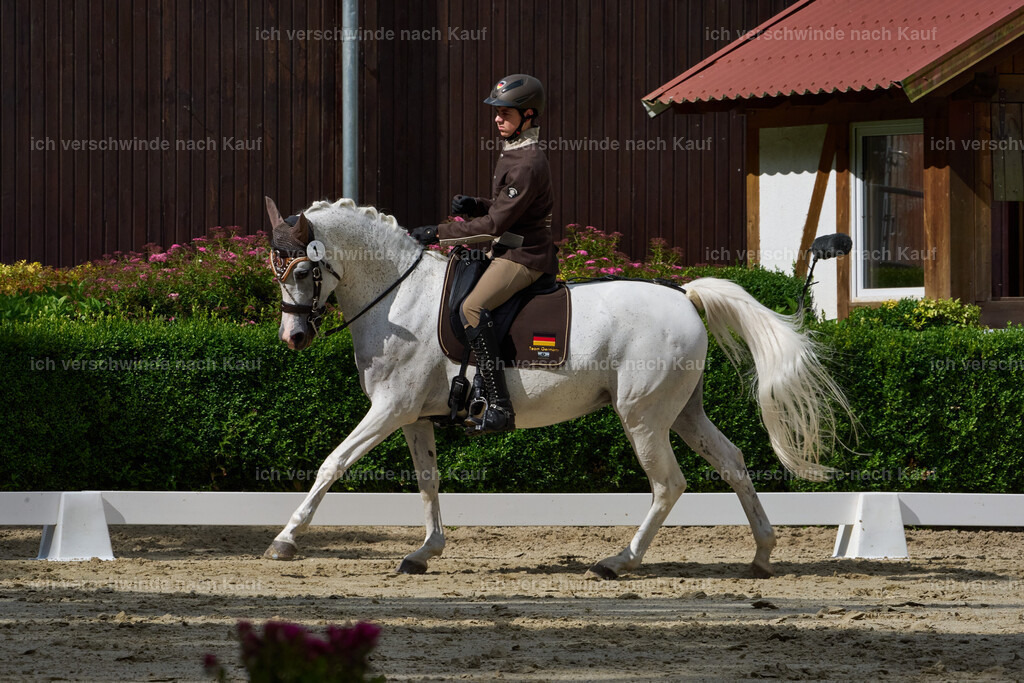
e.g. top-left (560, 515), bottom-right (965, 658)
top-left (438, 127), bottom-right (558, 274)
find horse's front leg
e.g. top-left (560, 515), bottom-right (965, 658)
top-left (396, 420), bottom-right (445, 574)
top-left (264, 404), bottom-right (411, 560)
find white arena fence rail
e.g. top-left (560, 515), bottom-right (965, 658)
top-left (1, 491), bottom-right (1022, 562)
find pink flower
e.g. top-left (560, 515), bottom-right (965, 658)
top-left (168, 292), bottom-right (180, 300)
top-left (565, 254), bottom-right (575, 259)
top-left (197, 246), bottom-right (207, 253)
top-left (630, 262), bottom-right (642, 268)
top-left (585, 259), bottom-right (595, 265)
top-left (148, 253), bottom-right (168, 263)
top-left (576, 250), bottom-right (588, 256)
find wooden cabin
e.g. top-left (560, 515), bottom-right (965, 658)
top-left (644, 0), bottom-right (1024, 325)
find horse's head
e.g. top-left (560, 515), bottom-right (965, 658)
top-left (265, 196), bottom-right (342, 351)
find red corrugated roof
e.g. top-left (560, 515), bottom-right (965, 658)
top-left (643, 0), bottom-right (1024, 115)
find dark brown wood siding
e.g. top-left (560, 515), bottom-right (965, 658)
top-left (2, 0), bottom-right (797, 267)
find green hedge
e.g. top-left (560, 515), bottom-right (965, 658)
top-left (2, 293), bottom-right (1023, 495)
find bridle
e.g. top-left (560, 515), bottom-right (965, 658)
top-left (269, 228), bottom-right (425, 339)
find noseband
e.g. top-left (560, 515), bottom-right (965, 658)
top-left (270, 229), bottom-right (425, 339)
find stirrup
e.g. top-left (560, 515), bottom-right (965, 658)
top-left (464, 400), bottom-right (516, 434)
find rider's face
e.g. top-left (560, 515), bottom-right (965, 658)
top-left (494, 106), bottom-right (531, 138)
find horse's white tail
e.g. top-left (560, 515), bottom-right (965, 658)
top-left (685, 277), bottom-right (850, 481)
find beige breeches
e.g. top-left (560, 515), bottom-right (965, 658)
top-left (461, 257), bottom-right (545, 328)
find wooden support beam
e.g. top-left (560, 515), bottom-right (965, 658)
top-left (746, 124), bottom-right (760, 267)
top-left (835, 125), bottom-right (851, 319)
top-left (924, 115), bottom-right (952, 299)
top-left (976, 101), bottom-right (993, 304)
top-left (795, 123), bottom-right (839, 278)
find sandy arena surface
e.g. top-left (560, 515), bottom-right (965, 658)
top-left (1, 524), bottom-right (1023, 681)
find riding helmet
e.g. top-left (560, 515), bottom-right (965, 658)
top-left (484, 74), bottom-right (545, 118)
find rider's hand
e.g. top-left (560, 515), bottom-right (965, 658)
top-left (410, 225), bottom-right (439, 246)
top-left (451, 195), bottom-right (479, 217)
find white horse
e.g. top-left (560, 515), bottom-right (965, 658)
top-left (263, 197), bottom-right (849, 579)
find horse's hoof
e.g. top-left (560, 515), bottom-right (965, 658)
top-left (396, 558), bottom-right (428, 575)
top-left (751, 561), bottom-right (774, 579)
top-left (264, 540), bottom-right (298, 561)
top-left (585, 562), bottom-right (619, 581)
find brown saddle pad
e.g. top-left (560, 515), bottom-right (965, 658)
top-left (437, 255), bottom-right (572, 369)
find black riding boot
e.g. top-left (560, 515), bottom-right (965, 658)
top-left (464, 309), bottom-right (516, 434)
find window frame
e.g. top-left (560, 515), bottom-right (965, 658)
top-left (850, 119), bottom-right (926, 302)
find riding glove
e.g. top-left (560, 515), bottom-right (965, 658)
top-left (411, 225), bottom-right (439, 246)
top-left (451, 195), bottom-right (480, 217)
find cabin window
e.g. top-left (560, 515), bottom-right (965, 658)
top-left (851, 120), bottom-right (925, 300)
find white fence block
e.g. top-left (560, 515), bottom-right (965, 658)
top-left (833, 492), bottom-right (908, 559)
top-left (36, 491), bottom-right (114, 561)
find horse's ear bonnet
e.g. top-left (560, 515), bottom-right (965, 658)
top-left (265, 196), bottom-right (309, 257)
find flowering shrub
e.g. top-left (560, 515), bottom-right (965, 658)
top-left (0, 227), bottom-right (278, 323)
top-left (87, 227), bottom-right (277, 323)
top-left (556, 224), bottom-right (686, 281)
top-left (205, 620), bottom-right (383, 683)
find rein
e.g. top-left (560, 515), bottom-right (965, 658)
top-left (271, 239), bottom-right (426, 339)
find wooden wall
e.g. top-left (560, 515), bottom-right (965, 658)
top-left (1, 0), bottom-right (797, 267)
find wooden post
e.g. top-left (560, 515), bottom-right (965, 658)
top-left (746, 124), bottom-right (760, 267)
top-left (975, 101), bottom-right (993, 304)
top-left (835, 124), bottom-right (851, 319)
top-left (924, 115), bottom-right (952, 299)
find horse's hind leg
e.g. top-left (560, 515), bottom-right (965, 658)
top-left (396, 420), bottom-right (446, 574)
top-left (672, 382), bottom-right (776, 578)
top-left (587, 412), bottom-right (686, 580)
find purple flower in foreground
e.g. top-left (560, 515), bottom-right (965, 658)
top-left (220, 619), bottom-right (382, 682)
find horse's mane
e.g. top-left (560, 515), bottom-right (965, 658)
top-left (271, 198), bottom-right (409, 255)
top-left (303, 198), bottom-right (447, 262)
top-left (305, 198), bottom-right (405, 234)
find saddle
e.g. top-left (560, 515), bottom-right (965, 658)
top-left (438, 247), bottom-right (571, 368)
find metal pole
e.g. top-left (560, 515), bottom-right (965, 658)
top-left (342, 0), bottom-right (359, 202)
